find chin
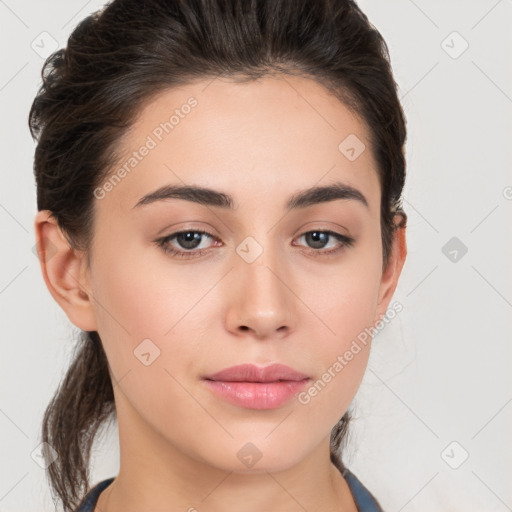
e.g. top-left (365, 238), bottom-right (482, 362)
top-left (203, 440), bottom-right (308, 474)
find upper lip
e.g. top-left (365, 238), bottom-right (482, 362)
top-left (203, 363), bottom-right (310, 383)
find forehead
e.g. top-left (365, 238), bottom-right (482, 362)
top-left (98, 75), bottom-right (379, 217)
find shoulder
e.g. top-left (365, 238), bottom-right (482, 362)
top-left (74, 477), bottom-right (115, 512)
top-left (342, 468), bottom-right (385, 512)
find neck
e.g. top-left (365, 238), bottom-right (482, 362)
top-left (95, 392), bottom-right (357, 512)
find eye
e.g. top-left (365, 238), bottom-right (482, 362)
top-left (155, 229), bottom-right (355, 260)
top-left (155, 230), bottom-right (220, 259)
top-left (293, 230), bottom-right (354, 257)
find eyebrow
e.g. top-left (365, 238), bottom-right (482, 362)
top-left (132, 180), bottom-right (369, 211)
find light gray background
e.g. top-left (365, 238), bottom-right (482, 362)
top-left (1, 1), bottom-right (511, 511)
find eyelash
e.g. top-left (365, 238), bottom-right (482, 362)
top-left (155, 229), bottom-right (355, 259)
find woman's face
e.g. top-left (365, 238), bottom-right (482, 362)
top-left (77, 75), bottom-right (404, 473)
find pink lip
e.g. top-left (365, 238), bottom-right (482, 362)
top-left (202, 363), bottom-right (311, 410)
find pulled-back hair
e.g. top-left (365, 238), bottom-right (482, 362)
top-left (29, 0), bottom-right (407, 510)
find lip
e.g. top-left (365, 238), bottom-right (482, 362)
top-left (202, 363), bottom-right (311, 410)
top-left (203, 363), bottom-right (310, 382)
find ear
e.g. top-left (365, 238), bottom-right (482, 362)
top-left (375, 212), bottom-right (407, 322)
top-left (34, 210), bottom-right (98, 331)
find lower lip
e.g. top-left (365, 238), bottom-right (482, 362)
top-left (202, 379), bottom-right (311, 410)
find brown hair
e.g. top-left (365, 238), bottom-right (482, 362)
top-left (29, 0), bottom-right (407, 509)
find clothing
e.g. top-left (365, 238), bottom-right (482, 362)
top-left (75, 468), bottom-right (383, 511)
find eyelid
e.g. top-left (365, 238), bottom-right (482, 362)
top-left (155, 228), bottom-right (220, 258)
top-left (155, 226), bottom-right (354, 259)
top-left (291, 220), bottom-right (351, 238)
top-left (292, 230), bottom-right (355, 256)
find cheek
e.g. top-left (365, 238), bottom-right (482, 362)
top-left (91, 234), bottom-right (194, 338)
top-left (89, 240), bottom-right (213, 382)
top-left (297, 248), bottom-right (381, 416)
top-left (88, 248), bottom-right (205, 433)
top-left (305, 240), bottom-right (381, 349)
top-left (293, 319), bottom-right (374, 440)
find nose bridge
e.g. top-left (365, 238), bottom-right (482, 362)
top-left (226, 233), bottom-right (295, 337)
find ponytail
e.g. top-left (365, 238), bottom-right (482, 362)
top-left (41, 331), bottom-right (115, 512)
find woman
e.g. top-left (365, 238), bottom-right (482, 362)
top-left (30, 0), bottom-right (407, 510)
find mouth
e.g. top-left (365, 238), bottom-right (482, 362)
top-left (202, 363), bottom-right (311, 410)
top-left (202, 362), bottom-right (310, 383)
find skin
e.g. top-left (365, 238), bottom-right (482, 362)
top-left (34, 74), bottom-right (406, 512)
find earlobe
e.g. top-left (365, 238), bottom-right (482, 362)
top-left (34, 210), bottom-right (98, 331)
top-left (375, 214), bottom-right (407, 319)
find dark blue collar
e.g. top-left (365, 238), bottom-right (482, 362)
top-left (76, 469), bottom-right (383, 511)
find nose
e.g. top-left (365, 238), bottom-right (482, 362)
top-left (224, 250), bottom-right (296, 340)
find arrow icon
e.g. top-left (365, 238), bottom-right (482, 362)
top-left (236, 236), bottom-right (263, 263)
top-left (237, 441), bottom-right (263, 467)
top-left (134, 339), bottom-right (161, 365)
top-left (442, 236), bottom-right (467, 263)
top-left (440, 31), bottom-right (469, 59)
top-left (338, 134), bottom-right (365, 161)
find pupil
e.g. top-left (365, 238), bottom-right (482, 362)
top-left (179, 232), bottom-right (201, 249)
top-left (308, 231), bottom-right (327, 249)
